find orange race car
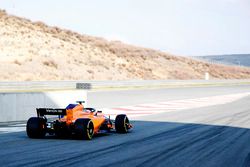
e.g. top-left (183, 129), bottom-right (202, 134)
top-left (26, 101), bottom-right (132, 140)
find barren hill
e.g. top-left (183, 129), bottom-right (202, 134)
top-left (0, 10), bottom-right (250, 81)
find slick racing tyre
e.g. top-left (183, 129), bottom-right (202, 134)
top-left (26, 117), bottom-right (46, 138)
top-left (75, 118), bottom-right (94, 140)
top-left (115, 114), bottom-right (130, 133)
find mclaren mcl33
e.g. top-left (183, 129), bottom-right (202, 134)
top-left (26, 101), bottom-right (132, 140)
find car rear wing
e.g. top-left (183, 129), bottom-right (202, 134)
top-left (36, 108), bottom-right (66, 117)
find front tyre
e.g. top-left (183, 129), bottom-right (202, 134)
top-left (115, 114), bottom-right (130, 133)
top-left (26, 117), bottom-right (46, 138)
top-left (74, 119), bottom-right (94, 140)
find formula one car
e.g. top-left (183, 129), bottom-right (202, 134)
top-left (26, 101), bottom-right (132, 140)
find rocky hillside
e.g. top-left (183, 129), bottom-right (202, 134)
top-left (0, 9), bottom-right (250, 81)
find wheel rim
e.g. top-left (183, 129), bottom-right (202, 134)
top-left (87, 121), bottom-right (94, 139)
top-left (123, 117), bottom-right (128, 132)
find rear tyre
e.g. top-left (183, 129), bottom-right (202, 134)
top-left (74, 119), bottom-right (94, 140)
top-left (115, 114), bottom-right (130, 133)
top-left (26, 117), bottom-right (46, 138)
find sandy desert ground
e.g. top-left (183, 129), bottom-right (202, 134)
top-left (0, 9), bottom-right (250, 81)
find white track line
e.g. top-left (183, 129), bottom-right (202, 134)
top-left (0, 127), bottom-right (26, 134)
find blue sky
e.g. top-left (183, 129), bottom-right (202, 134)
top-left (0, 0), bottom-right (250, 56)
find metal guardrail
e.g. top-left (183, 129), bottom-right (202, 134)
top-left (0, 80), bottom-right (250, 92)
top-left (0, 81), bottom-right (84, 92)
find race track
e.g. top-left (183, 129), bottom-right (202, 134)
top-left (1, 85), bottom-right (250, 167)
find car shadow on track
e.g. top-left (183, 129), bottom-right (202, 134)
top-left (1, 120), bottom-right (250, 167)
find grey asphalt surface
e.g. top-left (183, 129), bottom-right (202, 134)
top-left (87, 85), bottom-right (250, 108)
top-left (1, 85), bottom-right (250, 167)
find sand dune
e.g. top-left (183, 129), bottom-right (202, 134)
top-left (0, 9), bottom-right (250, 81)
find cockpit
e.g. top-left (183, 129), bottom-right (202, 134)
top-left (84, 108), bottom-right (96, 113)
